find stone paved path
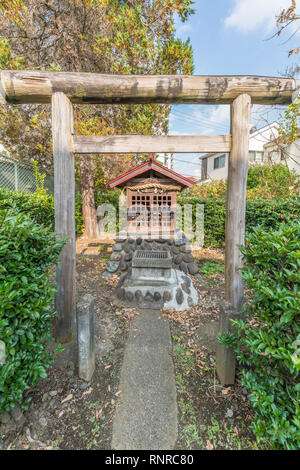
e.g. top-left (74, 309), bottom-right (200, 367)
top-left (111, 309), bottom-right (178, 450)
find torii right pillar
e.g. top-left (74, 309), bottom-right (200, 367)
top-left (216, 94), bottom-right (251, 385)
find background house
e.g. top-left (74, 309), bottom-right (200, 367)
top-left (156, 153), bottom-right (173, 169)
top-left (199, 122), bottom-right (300, 182)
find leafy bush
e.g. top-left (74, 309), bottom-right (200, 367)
top-left (219, 219), bottom-right (300, 449)
top-left (178, 195), bottom-right (299, 247)
top-left (246, 164), bottom-right (299, 199)
top-left (0, 187), bottom-right (54, 229)
top-left (0, 209), bottom-right (65, 414)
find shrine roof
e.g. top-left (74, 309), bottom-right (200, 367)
top-left (108, 154), bottom-right (194, 189)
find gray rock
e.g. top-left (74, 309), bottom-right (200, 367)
top-left (102, 271), bottom-right (112, 279)
top-left (135, 290), bottom-right (143, 302)
top-left (113, 243), bottom-right (123, 252)
top-left (79, 382), bottom-right (90, 390)
top-left (181, 282), bottom-right (191, 295)
top-left (194, 274), bottom-right (202, 281)
top-left (179, 262), bottom-right (187, 273)
top-left (116, 276), bottom-right (126, 289)
top-left (124, 252), bottom-right (132, 261)
top-left (171, 246), bottom-right (180, 255)
top-left (187, 296), bottom-right (194, 308)
top-left (187, 262), bottom-right (199, 275)
top-left (182, 254), bottom-right (194, 263)
top-left (163, 291), bottom-right (172, 302)
top-left (49, 390), bottom-right (58, 397)
top-left (136, 237), bottom-right (142, 245)
top-left (110, 252), bottom-right (122, 262)
top-left (128, 237), bottom-right (135, 244)
top-left (123, 242), bottom-right (131, 253)
top-left (143, 242), bottom-right (152, 250)
top-left (106, 261), bottom-right (119, 273)
top-left (144, 291), bottom-right (154, 302)
top-left (119, 261), bottom-right (128, 271)
top-left (126, 291), bottom-right (134, 302)
top-left (174, 254), bottom-right (183, 264)
top-left (130, 243), bottom-right (136, 251)
top-left (154, 292), bottom-right (162, 301)
top-left (176, 288), bottom-right (184, 305)
top-left (182, 275), bottom-right (192, 287)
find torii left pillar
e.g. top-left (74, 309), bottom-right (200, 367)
top-left (52, 92), bottom-right (76, 343)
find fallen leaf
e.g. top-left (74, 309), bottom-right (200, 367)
top-left (115, 390), bottom-right (122, 396)
top-left (61, 393), bottom-right (73, 403)
top-left (82, 387), bottom-right (93, 396)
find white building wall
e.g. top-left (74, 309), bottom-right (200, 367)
top-left (199, 123), bottom-right (300, 182)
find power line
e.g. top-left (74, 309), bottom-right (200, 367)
top-left (170, 110), bottom-right (229, 133)
top-left (172, 108), bottom-right (229, 131)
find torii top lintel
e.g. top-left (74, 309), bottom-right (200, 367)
top-left (108, 154), bottom-right (194, 189)
top-left (0, 70), bottom-right (298, 105)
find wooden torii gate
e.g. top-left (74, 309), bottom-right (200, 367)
top-left (1, 71), bottom-right (298, 383)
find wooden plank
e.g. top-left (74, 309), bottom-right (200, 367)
top-left (73, 134), bottom-right (231, 154)
top-left (225, 93), bottom-right (251, 311)
top-left (0, 70), bottom-right (296, 105)
top-left (52, 92), bottom-right (76, 343)
top-left (216, 93), bottom-right (251, 386)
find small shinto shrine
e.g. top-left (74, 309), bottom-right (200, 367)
top-left (106, 155), bottom-right (200, 310)
top-left (108, 154), bottom-right (194, 237)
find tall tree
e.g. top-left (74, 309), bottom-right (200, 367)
top-left (0, 0), bottom-right (194, 237)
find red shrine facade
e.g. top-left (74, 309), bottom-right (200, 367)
top-left (108, 154), bottom-right (195, 236)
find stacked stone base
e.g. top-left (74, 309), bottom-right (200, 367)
top-left (106, 235), bottom-right (199, 277)
top-left (114, 269), bottom-right (198, 312)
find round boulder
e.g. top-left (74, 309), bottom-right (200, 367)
top-left (106, 261), bottom-right (119, 273)
top-left (176, 288), bottom-right (184, 305)
top-left (113, 243), bottom-right (122, 252)
top-left (187, 262), bottom-right (199, 275)
top-left (119, 261), bottom-right (128, 271)
top-left (174, 254), bottom-right (183, 265)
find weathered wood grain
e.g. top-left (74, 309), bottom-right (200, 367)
top-left (0, 70), bottom-right (296, 104)
top-left (52, 92), bottom-right (76, 343)
top-left (225, 93), bottom-right (251, 311)
top-left (73, 134), bottom-right (231, 154)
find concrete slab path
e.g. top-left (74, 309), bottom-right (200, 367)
top-left (111, 309), bottom-right (178, 450)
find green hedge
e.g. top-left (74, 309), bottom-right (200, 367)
top-left (0, 187), bottom-right (298, 247)
top-left (219, 218), bottom-right (300, 449)
top-left (177, 195), bottom-right (300, 247)
top-left (0, 209), bottom-right (64, 414)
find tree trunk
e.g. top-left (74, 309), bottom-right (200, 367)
top-left (78, 155), bottom-right (98, 239)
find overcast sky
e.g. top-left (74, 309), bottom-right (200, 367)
top-left (170, 0), bottom-right (299, 178)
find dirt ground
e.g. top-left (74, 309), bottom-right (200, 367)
top-left (0, 244), bottom-right (262, 450)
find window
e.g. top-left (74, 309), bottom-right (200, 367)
top-left (249, 151), bottom-right (256, 162)
top-left (214, 154), bottom-right (226, 169)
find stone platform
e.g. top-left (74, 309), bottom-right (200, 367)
top-left (114, 269), bottom-right (198, 311)
top-left (105, 234), bottom-right (199, 277)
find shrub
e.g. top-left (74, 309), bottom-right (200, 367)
top-left (0, 187), bottom-right (54, 229)
top-left (219, 219), bottom-right (300, 449)
top-left (0, 209), bottom-right (65, 414)
top-left (178, 195), bottom-right (299, 248)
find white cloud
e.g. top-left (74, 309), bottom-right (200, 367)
top-left (225, 0), bottom-right (292, 34)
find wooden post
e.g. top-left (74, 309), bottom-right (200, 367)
top-left (52, 92), bottom-right (76, 343)
top-left (217, 93), bottom-right (251, 385)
